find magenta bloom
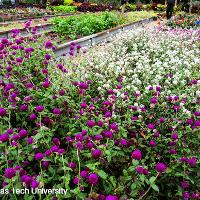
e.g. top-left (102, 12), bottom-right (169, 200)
top-left (155, 163), bottom-right (167, 173)
top-left (88, 173), bottom-right (98, 185)
top-left (147, 124), bottom-right (155, 130)
top-left (44, 54), bottom-right (51, 60)
top-left (0, 108), bottom-right (7, 116)
top-left (53, 108), bottom-right (61, 115)
top-left (92, 149), bottom-right (102, 159)
top-left (181, 181), bottom-right (189, 189)
top-left (0, 133), bottom-right (9, 142)
top-left (150, 97), bottom-right (157, 104)
top-left (45, 41), bottom-right (53, 49)
top-left (30, 180), bottom-right (39, 188)
top-left (34, 153), bottom-right (43, 160)
top-left (19, 129), bottom-right (28, 138)
top-left (131, 149), bottom-right (142, 160)
top-left (136, 166), bottom-right (144, 174)
top-left (4, 168), bottom-right (16, 179)
top-left (149, 140), bottom-right (156, 147)
top-left (29, 114), bottom-right (37, 121)
top-left (35, 105), bottom-right (44, 112)
top-left (87, 120), bottom-right (95, 128)
top-left (105, 195), bottom-right (119, 200)
top-left (80, 170), bottom-right (88, 178)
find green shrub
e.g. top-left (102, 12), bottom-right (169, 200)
top-left (157, 4), bottom-right (166, 12)
top-left (125, 3), bottom-right (137, 11)
top-left (174, 4), bottom-right (182, 13)
top-left (53, 12), bottom-right (125, 39)
top-left (51, 5), bottom-right (77, 13)
top-left (63, 0), bottom-right (74, 6)
top-left (144, 4), bottom-right (152, 11)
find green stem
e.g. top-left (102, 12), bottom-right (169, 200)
top-left (77, 149), bottom-right (81, 189)
top-left (138, 173), bottom-right (159, 200)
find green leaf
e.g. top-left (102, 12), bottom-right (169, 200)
top-left (152, 184), bottom-right (159, 192)
top-left (97, 170), bottom-right (108, 180)
top-left (149, 176), bottom-right (156, 185)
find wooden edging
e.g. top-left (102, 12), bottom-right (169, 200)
top-left (55, 17), bottom-right (155, 57)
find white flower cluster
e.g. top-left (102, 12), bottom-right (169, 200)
top-left (73, 26), bottom-right (199, 106)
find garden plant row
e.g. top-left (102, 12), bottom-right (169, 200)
top-left (0, 11), bottom-right (200, 200)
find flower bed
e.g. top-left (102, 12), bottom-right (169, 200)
top-left (0, 21), bottom-right (200, 200)
top-left (167, 14), bottom-right (200, 29)
top-left (0, 7), bottom-right (66, 22)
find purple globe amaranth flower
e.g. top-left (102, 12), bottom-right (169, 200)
top-left (181, 181), bottom-right (189, 189)
top-left (105, 195), bottom-right (119, 200)
top-left (88, 173), bottom-right (98, 185)
top-left (131, 116), bottom-right (139, 121)
top-left (44, 54), bottom-right (51, 60)
top-left (59, 89), bottom-right (65, 96)
top-left (131, 149), bottom-right (142, 160)
top-left (30, 180), bottom-right (39, 189)
top-left (0, 108), bottom-right (7, 116)
top-left (160, 117), bottom-right (165, 123)
top-left (120, 138), bottom-right (127, 146)
top-left (105, 111), bottom-right (112, 118)
top-left (51, 145), bottom-right (59, 152)
top-left (42, 81), bottom-right (50, 88)
top-left (87, 120), bottom-right (95, 128)
top-left (45, 149), bottom-right (52, 156)
top-left (136, 166), bottom-right (144, 174)
top-left (1, 38), bottom-right (9, 44)
top-left (95, 134), bottom-right (102, 141)
top-left (80, 102), bottom-right (87, 108)
top-left (194, 111), bottom-right (200, 116)
top-left (16, 57), bottom-right (23, 63)
top-left (68, 162), bottom-right (76, 169)
top-left (195, 120), bottom-right (200, 127)
top-left (153, 131), bottom-right (160, 138)
top-left (109, 122), bottom-right (118, 132)
top-left (73, 177), bottom-right (79, 185)
top-left (104, 130), bottom-right (113, 139)
top-left (34, 153), bottom-right (43, 161)
top-left (149, 140), bottom-right (156, 147)
top-left (79, 82), bottom-right (88, 89)
top-left (143, 169), bottom-right (149, 175)
top-left (187, 118), bottom-right (194, 125)
top-left (97, 120), bottom-right (104, 127)
top-left (19, 129), bottom-right (28, 138)
top-left (45, 41), bottom-right (53, 49)
top-left (35, 105), bottom-right (44, 112)
top-left (0, 133), bottom-right (9, 142)
top-left (20, 105), bottom-right (28, 111)
top-left (92, 149), bottom-right (102, 159)
top-left (42, 161), bottom-right (50, 168)
top-left (171, 133), bottom-right (178, 140)
top-left (4, 168), bottom-right (16, 179)
top-left (191, 193), bottom-right (199, 199)
top-left (80, 170), bottom-right (88, 178)
top-left (155, 163), bottom-right (167, 173)
top-left (86, 142), bottom-right (93, 149)
top-left (187, 157), bottom-right (197, 167)
top-left (183, 191), bottom-right (190, 199)
top-left (7, 129), bottom-right (13, 135)
top-left (169, 149), bottom-right (176, 154)
top-left (27, 137), bottom-right (34, 145)
top-left (147, 124), bottom-right (155, 130)
top-left (174, 105), bottom-right (180, 112)
top-left (53, 108), bottom-right (61, 115)
top-left (21, 175), bottom-right (32, 185)
top-left (29, 113), bottom-right (37, 121)
top-left (150, 97), bottom-right (157, 104)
